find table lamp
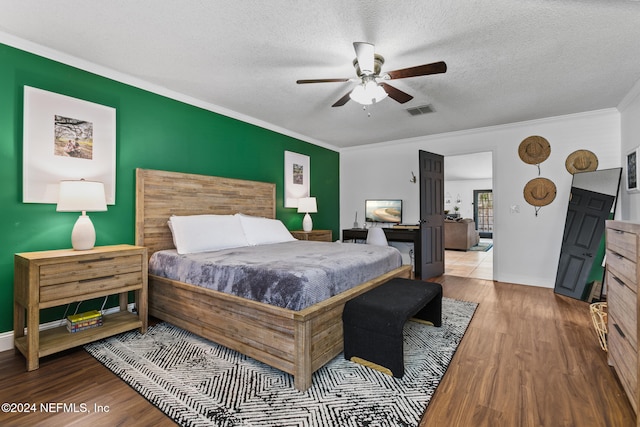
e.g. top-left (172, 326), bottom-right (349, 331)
top-left (57, 179), bottom-right (107, 250)
top-left (297, 197), bottom-right (317, 232)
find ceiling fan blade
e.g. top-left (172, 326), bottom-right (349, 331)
top-left (331, 91), bottom-right (352, 107)
top-left (297, 78), bottom-right (351, 84)
top-left (353, 42), bottom-right (375, 75)
top-left (387, 61), bottom-right (447, 80)
top-left (381, 83), bottom-right (413, 104)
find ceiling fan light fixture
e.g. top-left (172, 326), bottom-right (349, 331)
top-left (349, 80), bottom-right (388, 105)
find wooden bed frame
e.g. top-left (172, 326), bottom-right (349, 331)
top-left (135, 168), bottom-right (412, 391)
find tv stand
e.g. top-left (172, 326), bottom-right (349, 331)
top-left (342, 228), bottom-right (422, 279)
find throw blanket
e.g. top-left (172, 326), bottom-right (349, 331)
top-left (149, 241), bottom-right (402, 311)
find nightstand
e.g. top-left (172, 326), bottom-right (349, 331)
top-left (291, 230), bottom-right (332, 242)
top-left (13, 244), bottom-right (148, 371)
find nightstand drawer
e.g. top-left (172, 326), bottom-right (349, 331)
top-left (40, 271), bottom-right (144, 306)
top-left (39, 254), bottom-right (143, 287)
top-left (291, 230), bottom-right (332, 242)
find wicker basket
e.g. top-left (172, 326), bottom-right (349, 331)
top-left (590, 302), bottom-right (608, 352)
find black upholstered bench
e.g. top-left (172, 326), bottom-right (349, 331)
top-left (342, 278), bottom-right (442, 378)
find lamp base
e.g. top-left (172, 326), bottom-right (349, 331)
top-left (302, 213), bottom-right (313, 232)
top-left (71, 214), bottom-right (96, 250)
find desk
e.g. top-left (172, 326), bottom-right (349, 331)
top-left (342, 228), bottom-right (422, 279)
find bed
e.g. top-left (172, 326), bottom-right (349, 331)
top-left (135, 168), bottom-right (412, 391)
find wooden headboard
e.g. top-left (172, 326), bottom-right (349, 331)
top-left (135, 168), bottom-right (276, 257)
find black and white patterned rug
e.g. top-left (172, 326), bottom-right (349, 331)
top-left (85, 297), bottom-right (477, 427)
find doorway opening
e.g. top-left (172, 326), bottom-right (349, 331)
top-left (444, 152), bottom-right (493, 280)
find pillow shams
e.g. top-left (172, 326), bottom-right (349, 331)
top-left (236, 213), bottom-right (296, 245)
top-left (169, 214), bottom-right (249, 254)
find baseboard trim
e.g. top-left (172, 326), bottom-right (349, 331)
top-left (0, 304), bottom-right (135, 353)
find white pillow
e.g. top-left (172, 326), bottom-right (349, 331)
top-left (236, 214), bottom-right (296, 245)
top-left (168, 214), bottom-right (249, 254)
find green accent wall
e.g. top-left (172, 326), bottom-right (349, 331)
top-left (0, 43), bottom-right (340, 333)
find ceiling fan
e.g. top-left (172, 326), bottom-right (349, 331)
top-left (296, 42), bottom-right (447, 107)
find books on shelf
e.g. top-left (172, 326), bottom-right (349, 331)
top-left (66, 310), bottom-right (103, 333)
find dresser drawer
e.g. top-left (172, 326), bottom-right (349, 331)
top-left (609, 316), bottom-right (638, 412)
top-left (39, 254), bottom-right (143, 287)
top-left (607, 271), bottom-right (638, 349)
top-left (606, 249), bottom-right (637, 290)
top-left (607, 227), bottom-right (638, 261)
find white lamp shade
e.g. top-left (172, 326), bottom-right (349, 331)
top-left (57, 180), bottom-right (107, 212)
top-left (297, 197), bottom-right (317, 214)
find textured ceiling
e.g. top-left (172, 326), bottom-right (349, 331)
top-left (1, 0), bottom-right (640, 150)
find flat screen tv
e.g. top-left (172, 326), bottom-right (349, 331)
top-left (365, 199), bottom-right (403, 224)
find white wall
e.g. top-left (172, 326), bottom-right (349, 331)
top-left (445, 178), bottom-right (493, 220)
top-left (620, 79), bottom-right (640, 220)
top-left (340, 109), bottom-right (621, 288)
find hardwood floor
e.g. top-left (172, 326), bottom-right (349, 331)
top-left (1, 272), bottom-right (635, 426)
top-left (421, 275), bottom-right (634, 427)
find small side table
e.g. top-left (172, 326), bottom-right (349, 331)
top-left (14, 244), bottom-right (148, 371)
top-left (291, 230), bottom-right (332, 242)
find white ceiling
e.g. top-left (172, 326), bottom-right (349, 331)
top-left (445, 152), bottom-right (493, 181)
top-left (1, 1), bottom-right (640, 150)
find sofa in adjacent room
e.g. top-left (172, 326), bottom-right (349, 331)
top-left (444, 218), bottom-right (480, 250)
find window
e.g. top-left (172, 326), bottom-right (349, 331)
top-left (473, 190), bottom-right (493, 238)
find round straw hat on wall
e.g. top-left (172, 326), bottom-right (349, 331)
top-left (524, 177), bottom-right (557, 215)
top-left (565, 150), bottom-right (598, 174)
top-left (518, 136), bottom-right (551, 165)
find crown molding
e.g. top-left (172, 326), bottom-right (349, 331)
top-left (341, 108), bottom-right (619, 152)
top-left (0, 31), bottom-right (338, 153)
top-left (618, 77), bottom-right (640, 112)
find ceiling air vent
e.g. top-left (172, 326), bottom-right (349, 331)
top-left (406, 104), bottom-right (435, 116)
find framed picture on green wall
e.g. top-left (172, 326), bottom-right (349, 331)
top-left (23, 86), bottom-right (116, 204)
top-left (284, 150), bottom-right (310, 208)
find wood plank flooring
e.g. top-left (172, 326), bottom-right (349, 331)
top-left (0, 267), bottom-right (635, 426)
top-left (421, 275), bottom-right (634, 427)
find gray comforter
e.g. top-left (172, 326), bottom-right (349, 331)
top-left (148, 240), bottom-right (403, 311)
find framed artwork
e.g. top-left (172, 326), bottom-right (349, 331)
top-left (23, 86), bottom-right (116, 204)
top-left (284, 151), bottom-right (310, 208)
top-left (627, 147), bottom-right (639, 193)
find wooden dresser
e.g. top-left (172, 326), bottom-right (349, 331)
top-left (605, 220), bottom-right (639, 415)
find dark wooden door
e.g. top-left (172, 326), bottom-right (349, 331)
top-left (554, 187), bottom-right (615, 300)
top-left (419, 150), bottom-right (444, 279)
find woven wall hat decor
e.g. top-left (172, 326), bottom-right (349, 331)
top-left (523, 177), bottom-right (557, 216)
top-left (565, 150), bottom-right (598, 174)
top-left (518, 136), bottom-right (551, 165)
